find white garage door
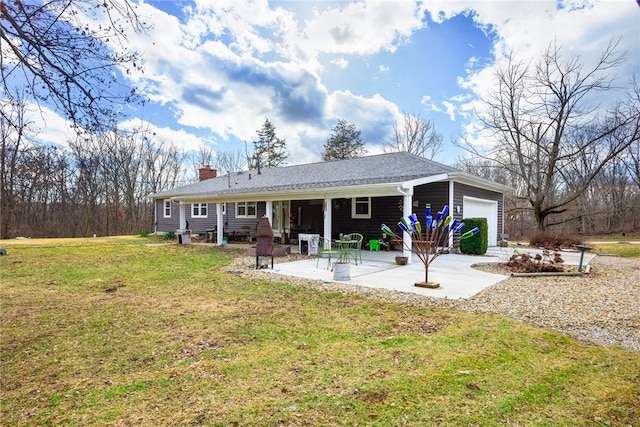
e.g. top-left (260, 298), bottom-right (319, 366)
top-left (462, 196), bottom-right (498, 246)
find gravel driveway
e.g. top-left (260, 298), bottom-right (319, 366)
top-left (226, 255), bottom-right (640, 352)
top-left (455, 256), bottom-right (639, 352)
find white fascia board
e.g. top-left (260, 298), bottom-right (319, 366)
top-left (170, 182), bottom-right (407, 204)
top-left (401, 173), bottom-right (451, 188)
top-left (448, 172), bottom-right (514, 193)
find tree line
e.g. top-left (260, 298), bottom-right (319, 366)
top-left (1, 99), bottom-right (184, 238)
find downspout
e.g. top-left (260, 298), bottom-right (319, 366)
top-left (396, 186), bottom-right (413, 263)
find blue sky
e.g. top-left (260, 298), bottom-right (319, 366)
top-left (28, 0), bottom-right (640, 167)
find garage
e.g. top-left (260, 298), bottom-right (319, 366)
top-left (463, 196), bottom-right (498, 246)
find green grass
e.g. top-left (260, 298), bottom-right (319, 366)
top-left (589, 241), bottom-right (640, 258)
top-left (1, 237), bottom-right (639, 426)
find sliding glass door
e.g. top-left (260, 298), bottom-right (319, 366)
top-left (271, 200), bottom-right (290, 241)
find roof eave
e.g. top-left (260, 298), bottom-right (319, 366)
top-left (448, 172), bottom-right (514, 193)
top-left (169, 182), bottom-right (409, 203)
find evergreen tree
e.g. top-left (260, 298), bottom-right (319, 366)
top-left (251, 118), bottom-right (288, 168)
top-left (322, 120), bottom-right (366, 161)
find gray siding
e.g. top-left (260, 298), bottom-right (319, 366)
top-left (154, 200), bottom-right (267, 236)
top-left (155, 199), bottom-right (180, 232)
top-left (327, 196), bottom-right (401, 241)
top-left (414, 182), bottom-right (450, 218)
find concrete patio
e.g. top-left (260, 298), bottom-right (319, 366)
top-left (263, 246), bottom-right (597, 300)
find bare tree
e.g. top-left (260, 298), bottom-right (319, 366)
top-left (0, 92), bottom-right (34, 238)
top-left (142, 138), bottom-right (185, 195)
top-left (66, 125), bottom-right (183, 236)
top-left (622, 80), bottom-right (640, 191)
top-left (1, 0), bottom-right (145, 132)
top-left (215, 150), bottom-right (246, 174)
top-left (383, 112), bottom-right (443, 160)
top-left (68, 134), bottom-right (106, 236)
top-left (463, 40), bottom-right (640, 231)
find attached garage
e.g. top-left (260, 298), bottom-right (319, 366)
top-left (463, 196), bottom-right (498, 246)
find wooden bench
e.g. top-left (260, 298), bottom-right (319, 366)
top-left (224, 226), bottom-right (254, 242)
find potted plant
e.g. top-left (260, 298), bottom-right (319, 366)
top-left (395, 255), bottom-right (408, 265)
top-left (382, 204), bottom-right (479, 288)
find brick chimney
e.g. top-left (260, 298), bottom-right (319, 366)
top-left (198, 166), bottom-right (217, 181)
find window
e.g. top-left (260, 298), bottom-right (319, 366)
top-left (351, 197), bottom-right (371, 219)
top-left (236, 201), bottom-right (257, 218)
top-left (192, 203), bottom-right (208, 218)
top-left (163, 200), bottom-right (171, 218)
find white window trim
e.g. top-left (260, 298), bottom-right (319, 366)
top-left (163, 200), bottom-right (171, 218)
top-left (351, 197), bottom-right (371, 219)
top-left (192, 203), bottom-right (208, 218)
top-left (236, 201), bottom-right (257, 218)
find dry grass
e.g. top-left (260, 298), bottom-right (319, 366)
top-left (1, 237), bottom-right (639, 426)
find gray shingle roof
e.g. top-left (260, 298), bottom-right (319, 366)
top-left (152, 152), bottom-right (502, 199)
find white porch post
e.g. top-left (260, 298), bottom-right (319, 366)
top-left (265, 200), bottom-right (273, 224)
top-left (401, 187), bottom-right (414, 263)
top-left (323, 198), bottom-right (332, 249)
top-left (179, 203), bottom-right (187, 230)
top-left (216, 203), bottom-right (224, 245)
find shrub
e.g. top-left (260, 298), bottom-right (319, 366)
top-left (459, 218), bottom-right (488, 255)
top-left (528, 231), bottom-right (583, 249)
top-left (163, 231), bottom-right (176, 240)
top-left (139, 230), bottom-right (150, 237)
top-left (502, 249), bottom-right (565, 273)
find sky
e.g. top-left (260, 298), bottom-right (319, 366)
top-left (27, 0), bottom-right (640, 168)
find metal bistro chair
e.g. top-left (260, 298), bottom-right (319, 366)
top-left (341, 233), bottom-right (363, 265)
top-left (316, 237), bottom-right (341, 270)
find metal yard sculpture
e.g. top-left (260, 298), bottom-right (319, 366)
top-left (382, 204), bottom-right (479, 288)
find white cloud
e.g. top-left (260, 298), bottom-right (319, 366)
top-left (114, 0), bottom-right (412, 163)
top-left (423, 99), bottom-right (457, 122)
top-left (24, 103), bottom-right (74, 148)
top-left (117, 119), bottom-right (206, 153)
top-left (330, 58), bottom-right (349, 69)
top-left (293, 0), bottom-right (428, 69)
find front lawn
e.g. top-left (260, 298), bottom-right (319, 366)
top-left (1, 237), bottom-right (638, 426)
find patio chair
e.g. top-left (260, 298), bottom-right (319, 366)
top-left (342, 233), bottom-right (363, 265)
top-left (316, 237), bottom-right (341, 269)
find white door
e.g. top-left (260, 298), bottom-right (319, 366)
top-left (462, 196), bottom-right (498, 246)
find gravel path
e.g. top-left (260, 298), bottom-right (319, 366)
top-left (223, 255), bottom-right (640, 352)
